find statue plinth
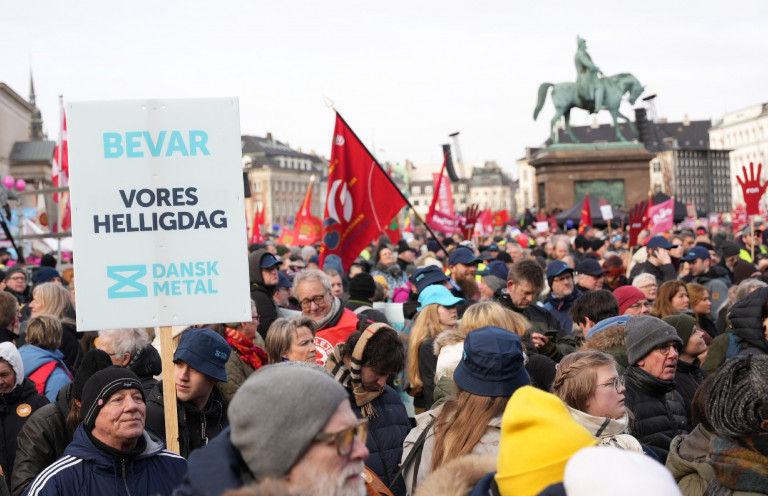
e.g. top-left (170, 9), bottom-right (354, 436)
top-left (530, 143), bottom-right (653, 211)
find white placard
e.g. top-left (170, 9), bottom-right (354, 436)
top-left (535, 221), bottom-right (549, 233)
top-left (600, 204), bottom-right (614, 220)
top-left (67, 99), bottom-right (250, 330)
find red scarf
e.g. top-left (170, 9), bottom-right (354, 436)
top-left (224, 327), bottom-right (268, 371)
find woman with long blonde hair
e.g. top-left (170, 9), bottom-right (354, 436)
top-left (407, 285), bottom-right (462, 412)
top-left (28, 283), bottom-right (82, 374)
top-left (402, 326), bottom-right (530, 494)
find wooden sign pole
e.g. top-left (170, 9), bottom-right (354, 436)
top-left (160, 326), bottom-right (180, 454)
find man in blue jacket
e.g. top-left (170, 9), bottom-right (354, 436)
top-left (23, 367), bottom-right (186, 496)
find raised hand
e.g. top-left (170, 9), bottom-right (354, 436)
top-left (737, 162), bottom-right (767, 216)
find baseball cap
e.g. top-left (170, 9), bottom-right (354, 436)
top-left (546, 260), bottom-right (575, 279)
top-left (680, 246), bottom-right (711, 262)
top-left (260, 253), bottom-right (282, 269)
top-left (448, 247), bottom-right (481, 266)
top-left (478, 260), bottom-right (510, 280)
top-left (646, 236), bottom-right (677, 250)
top-left (417, 285), bottom-right (464, 311)
top-left (575, 259), bottom-right (607, 277)
top-left (410, 266), bottom-right (450, 294)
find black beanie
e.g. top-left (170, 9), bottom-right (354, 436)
top-left (72, 349), bottom-right (113, 402)
top-left (81, 367), bottom-right (144, 431)
top-left (349, 273), bottom-right (376, 301)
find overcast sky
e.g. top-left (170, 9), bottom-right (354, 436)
top-left (2, 0), bottom-right (767, 177)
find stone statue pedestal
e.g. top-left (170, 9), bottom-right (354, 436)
top-left (530, 143), bottom-right (653, 211)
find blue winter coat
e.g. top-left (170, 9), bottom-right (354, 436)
top-left (173, 427), bottom-right (253, 496)
top-left (349, 385), bottom-right (410, 496)
top-left (18, 345), bottom-right (72, 402)
top-left (22, 424), bottom-right (186, 496)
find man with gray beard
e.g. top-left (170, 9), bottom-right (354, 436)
top-left (174, 362), bottom-right (369, 496)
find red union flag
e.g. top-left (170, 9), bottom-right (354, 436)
top-left (319, 113), bottom-right (408, 270)
top-left (647, 198), bottom-right (674, 235)
top-left (578, 195), bottom-right (592, 234)
top-left (295, 177), bottom-right (321, 245)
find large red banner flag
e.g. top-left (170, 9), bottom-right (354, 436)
top-left (578, 195), bottom-right (592, 234)
top-left (320, 113), bottom-right (408, 270)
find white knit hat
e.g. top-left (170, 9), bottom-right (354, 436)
top-left (0, 342), bottom-right (23, 388)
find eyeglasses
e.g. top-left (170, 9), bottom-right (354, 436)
top-left (627, 301), bottom-right (650, 311)
top-left (7, 276), bottom-right (25, 282)
top-left (638, 283), bottom-right (657, 290)
top-left (656, 342), bottom-right (682, 356)
top-left (299, 292), bottom-right (328, 310)
top-left (313, 419), bottom-right (368, 456)
top-left (251, 315), bottom-right (261, 322)
top-left (597, 376), bottom-right (625, 394)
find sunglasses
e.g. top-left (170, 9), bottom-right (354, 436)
top-left (313, 418), bottom-right (368, 456)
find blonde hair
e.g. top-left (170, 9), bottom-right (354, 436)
top-left (26, 315), bottom-right (63, 351)
top-left (32, 283), bottom-right (76, 326)
top-left (431, 388), bottom-right (509, 471)
top-left (458, 301), bottom-right (529, 337)
top-left (551, 350), bottom-right (616, 412)
top-left (407, 304), bottom-right (445, 394)
top-left (686, 282), bottom-right (709, 318)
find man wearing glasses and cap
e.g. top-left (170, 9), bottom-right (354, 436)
top-left (248, 248), bottom-right (283, 340)
top-left (622, 315), bottom-right (690, 463)
top-left (175, 362), bottom-right (370, 496)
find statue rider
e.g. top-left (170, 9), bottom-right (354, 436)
top-left (574, 36), bottom-right (603, 114)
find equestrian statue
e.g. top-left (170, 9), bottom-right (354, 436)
top-left (534, 36), bottom-right (645, 143)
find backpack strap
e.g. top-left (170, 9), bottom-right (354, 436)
top-left (28, 361), bottom-right (58, 395)
top-left (391, 417), bottom-right (436, 491)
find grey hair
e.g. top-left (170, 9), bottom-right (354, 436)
top-left (706, 355), bottom-right (768, 437)
top-left (632, 272), bottom-right (656, 289)
top-left (98, 328), bottom-right (150, 356)
top-left (293, 268), bottom-right (332, 294)
top-left (735, 278), bottom-right (768, 302)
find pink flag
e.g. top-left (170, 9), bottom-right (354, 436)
top-left (647, 198), bottom-right (675, 235)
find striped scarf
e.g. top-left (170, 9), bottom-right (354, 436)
top-left (325, 323), bottom-right (388, 418)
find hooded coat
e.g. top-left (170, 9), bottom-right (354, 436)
top-left (248, 249), bottom-right (279, 340)
top-left (0, 343), bottom-right (49, 486)
top-left (413, 454), bottom-right (496, 496)
top-left (126, 343), bottom-right (162, 398)
top-left (582, 324), bottom-right (629, 374)
top-left (21, 424), bottom-right (187, 496)
top-left (17, 345), bottom-right (71, 402)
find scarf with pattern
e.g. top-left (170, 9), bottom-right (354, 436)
top-left (709, 433), bottom-right (768, 493)
top-left (325, 322), bottom-right (389, 418)
top-left (225, 327), bottom-right (267, 371)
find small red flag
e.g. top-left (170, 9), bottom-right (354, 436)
top-left (319, 113), bottom-right (408, 270)
top-left (295, 178), bottom-right (321, 245)
top-left (578, 195), bottom-right (592, 234)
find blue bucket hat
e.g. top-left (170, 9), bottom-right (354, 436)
top-left (417, 285), bottom-right (464, 311)
top-left (174, 328), bottom-right (231, 382)
top-left (410, 266), bottom-right (450, 294)
top-left (453, 326), bottom-right (530, 397)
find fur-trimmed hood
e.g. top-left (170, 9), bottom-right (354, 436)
top-left (582, 325), bottom-right (625, 352)
top-left (414, 454), bottom-right (496, 496)
top-left (434, 327), bottom-right (468, 356)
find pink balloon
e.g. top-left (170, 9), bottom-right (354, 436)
top-left (2, 176), bottom-right (13, 189)
top-left (15, 179), bottom-right (25, 192)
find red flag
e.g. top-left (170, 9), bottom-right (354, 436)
top-left (426, 152), bottom-right (448, 224)
top-left (548, 214), bottom-right (558, 234)
top-left (492, 209), bottom-right (509, 228)
top-left (319, 113), bottom-right (408, 270)
top-left (295, 178), bottom-right (321, 245)
top-left (250, 206), bottom-right (264, 244)
top-left (52, 110), bottom-right (69, 203)
top-left (277, 228), bottom-right (296, 245)
top-left (647, 198), bottom-right (675, 235)
top-left (578, 195), bottom-right (592, 234)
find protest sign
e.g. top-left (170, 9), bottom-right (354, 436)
top-left (67, 99), bottom-right (251, 331)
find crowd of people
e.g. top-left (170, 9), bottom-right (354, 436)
top-left (0, 222), bottom-right (766, 495)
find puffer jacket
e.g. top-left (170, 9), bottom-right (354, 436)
top-left (248, 249), bottom-right (278, 340)
top-left (18, 345), bottom-right (72, 402)
top-left (11, 384), bottom-right (72, 496)
top-left (675, 359), bottom-right (707, 422)
top-left (623, 365), bottom-right (690, 463)
top-left (665, 424), bottom-right (715, 496)
top-left (173, 427), bottom-right (253, 496)
top-left (0, 378), bottom-right (48, 485)
top-left (145, 381), bottom-right (228, 459)
top-left (349, 385), bottom-right (410, 496)
top-left (21, 424), bottom-right (186, 496)
top-left (402, 405), bottom-right (502, 495)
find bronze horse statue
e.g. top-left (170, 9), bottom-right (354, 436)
top-left (533, 73), bottom-right (644, 143)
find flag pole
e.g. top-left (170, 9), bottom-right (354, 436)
top-left (57, 95), bottom-right (63, 265)
top-left (334, 111), bottom-right (448, 254)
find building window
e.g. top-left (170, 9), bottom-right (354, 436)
top-left (254, 182), bottom-right (263, 193)
top-left (414, 200), bottom-right (420, 206)
top-left (425, 186), bottom-right (433, 195)
top-left (413, 186), bottom-right (421, 195)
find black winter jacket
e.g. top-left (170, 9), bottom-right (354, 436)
top-left (127, 343), bottom-right (162, 398)
top-left (727, 286), bottom-right (768, 355)
top-left (623, 365), bottom-right (690, 463)
top-left (11, 383), bottom-right (70, 496)
top-left (59, 322), bottom-right (83, 377)
top-left (248, 249), bottom-right (279, 340)
top-left (349, 385), bottom-right (410, 496)
top-left (674, 359), bottom-right (707, 422)
top-left (145, 381), bottom-right (229, 459)
top-left (0, 378), bottom-right (48, 485)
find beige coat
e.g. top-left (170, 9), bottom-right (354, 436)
top-left (413, 455), bottom-right (496, 496)
top-left (567, 406), bottom-right (644, 453)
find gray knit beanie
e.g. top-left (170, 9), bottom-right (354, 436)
top-left (229, 362), bottom-right (348, 479)
top-left (625, 315), bottom-right (683, 365)
top-left (482, 275), bottom-right (506, 295)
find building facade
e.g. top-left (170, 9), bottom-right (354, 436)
top-left (709, 103), bottom-right (768, 208)
top-left (241, 134), bottom-right (327, 231)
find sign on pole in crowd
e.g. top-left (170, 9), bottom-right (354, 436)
top-left (67, 99), bottom-right (251, 330)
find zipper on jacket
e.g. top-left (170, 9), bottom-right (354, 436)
top-left (121, 458), bottom-right (131, 496)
